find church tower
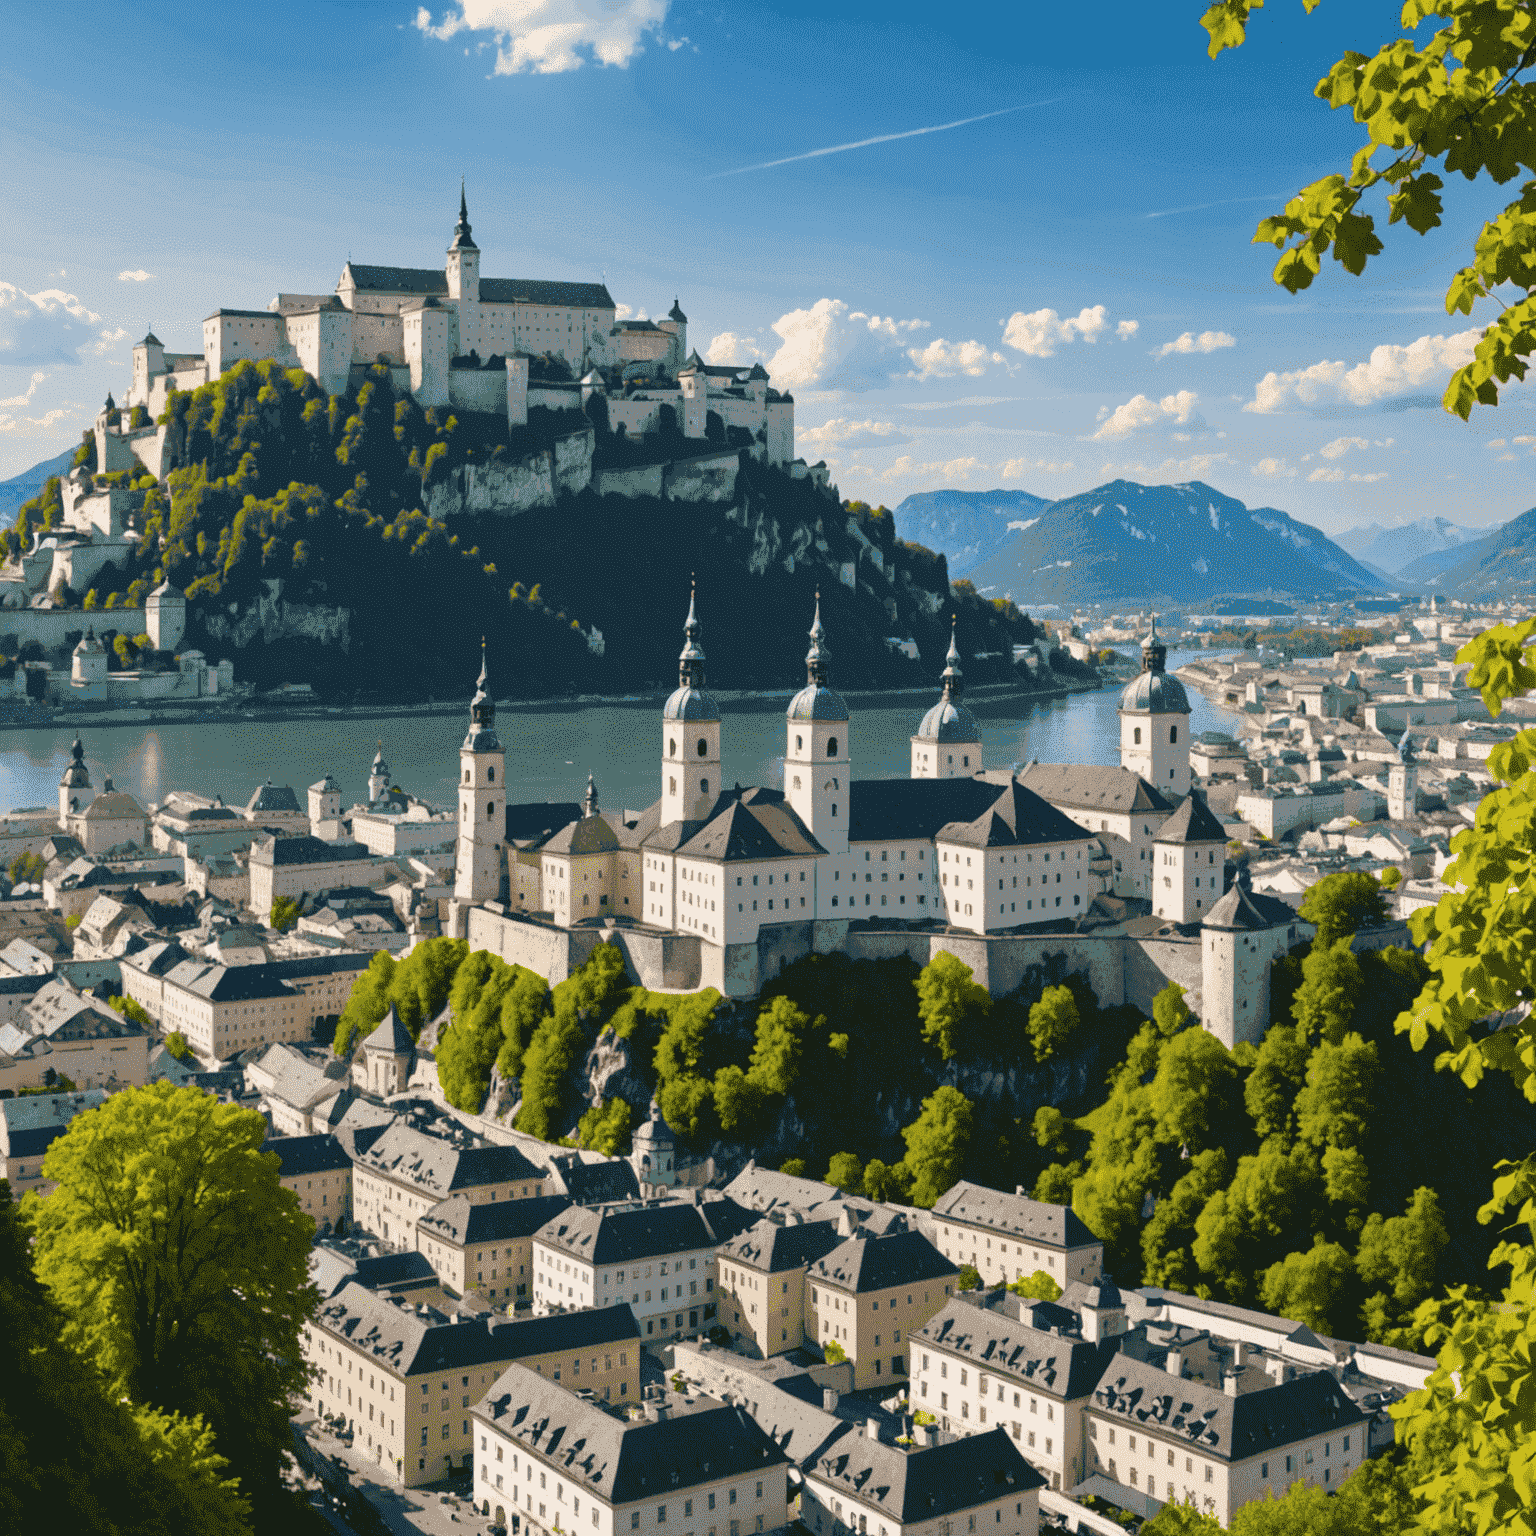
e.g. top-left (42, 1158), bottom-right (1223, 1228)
top-left (368, 743), bottom-right (390, 804)
top-left (910, 620), bottom-right (982, 779)
top-left (662, 585), bottom-right (721, 826)
top-left (455, 643), bottom-right (505, 907)
top-left (445, 182), bottom-right (481, 358)
top-left (1388, 728), bottom-right (1418, 820)
top-left (58, 735), bottom-right (93, 829)
top-left (1118, 617), bottom-right (1192, 796)
top-left (786, 594), bottom-right (850, 855)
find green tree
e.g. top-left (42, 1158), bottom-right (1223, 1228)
top-left (914, 951), bottom-right (990, 1061)
top-left (23, 1083), bottom-right (315, 1523)
top-left (7, 850), bottom-right (43, 885)
top-left (1258, 1237), bottom-right (1356, 1335)
top-left (1027, 983), bottom-right (1080, 1062)
top-left (575, 1098), bottom-right (633, 1157)
top-left (268, 895), bottom-right (301, 933)
top-left (1293, 1032), bottom-right (1379, 1151)
top-left (1008, 1268), bottom-right (1063, 1303)
top-left (823, 1339), bottom-right (847, 1364)
top-left (162, 1030), bottom-right (192, 1062)
top-left (900, 1086), bottom-right (975, 1207)
top-left (862, 1158), bottom-right (911, 1203)
top-left (1142, 1500), bottom-right (1221, 1536)
top-left (712, 1065), bottom-right (766, 1136)
top-left (779, 1157), bottom-right (808, 1179)
top-left (1293, 939), bottom-right (1364, 1046)
top-left (747, 995), bottom-right (812, 1095)
top-left (0, 1184), bottom-right (254, 1536)
top-left (109, 994), bottom-right (154, 1031)
top-left (1148, 1025), bottom-right (1242, 1155)
top-left (1032, 1105), bottom-right (1070, 1156)
top-left (957, 1264), bottom-right (982, 1292)
top-left (1142, 1148), bottom-right (1230, 1292)
top-left (1297, 872), bottom-right (1387, 952)
top-left (1356, 1187), bottom-right (1449, 1346)
top-left (1244, 1024), bottom-right (1308, 1142)
top-left (1380, 865), bottom-right (1402, 891)
top-left (826, 1152), bottom-right (865, 1194)
top-left (1152, 980), bottom-right (1193, 1038)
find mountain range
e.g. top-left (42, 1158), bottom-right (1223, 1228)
top-left (1400, 504), bottom-right (1536, 598)
top-left (1333, 515), bottom-right (1500, 579)
top-left (0, 448), bottom-right (73, 525)
top-left (958, 479), bottom-right (1384, 608)
top-left (891, 488), bottom-right (1050, 578)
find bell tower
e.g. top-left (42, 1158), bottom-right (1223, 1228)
top-left (455, 642), bottom-right (505, 907)
top-left (1118, 616), bottom-right (1192, 797)
top-left (445, 181), bottom-right (481, 358)
top-left (661, 585), bottom-right (722, 826)
top-left (785, 593), bottom-right (850, 855)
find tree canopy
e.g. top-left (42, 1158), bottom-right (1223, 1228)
top-left (23, 1084), bottom-right (316, 1523)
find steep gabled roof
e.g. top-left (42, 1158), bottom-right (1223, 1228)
top-left (1016, 762), bottom-right (1175, 817)
top-left (810, 1228), bottom-right (956, 1295)
top-left (916, 1298), bottom-right (1116, 1401)
top-left (718, 1217), bottom-right (843, 1274)
top-left (362, 1004), bottom-right (414, 1056)
top-left (936, 779), bottom-right (1091, 851)
top-left (1155, 795), bottom-right (1228, 845)
top-left (419, 1193), bottom-right (573, 1247)
top-left (1203, 883), bottom-right (1301, 933)
top-left (931, 1181), bottom-right (1101, 1249)
top-left (673, 790), bottom-right (824, 862)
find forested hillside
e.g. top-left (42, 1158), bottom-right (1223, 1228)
top-left (8, 360), bottom-right (1054, 700)
top-left (329, 867), bottom-right (1529, 1356)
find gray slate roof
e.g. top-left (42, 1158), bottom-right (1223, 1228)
top-left (810, 1228), bottom-right (956, 1295)
top-left (315, 1280), bottom-right (515, 1378)
top-left (359, 1121), bottom-right (544, 1197)
top-left (1155, 795), bottom-right (1228, 845)
top-left (1203, 883), bottom-right (1301, 933)
top-left (246, 781), bottom-right (302, 814)
top-left (812, 1427), bottom-right (1043, 1521)
top-left (535, 1197), bottom-right (757, 1266)
top-left (253, 835), bottom-right (372, 867)
top-left (931, 1181), bottom-right (1101, 1249)
top-left (936, 779), bottom-right (1091, 851)
top-left (0, 1089), bottom-right (108, 1158)
top-left (718, 1217), bottom-right (843, 1274)
top-left (916, 1298), bottom-right (1117, 1401)
top-left (1090, 1354), bottom-right (1363, 1464)
top-left (720, 1160), bottom-right (844, 1218)
top-left (1016, 763), bottom-right (1175, 817)
top-left (490, 1302), bottom-right (640, 1359)
top-left (264, 1132), bottom-right (353, 1177)
top-left (419, 1192), bottom-right (573, 1247)
top-left (477, 1363), bottom-right (788, 1503)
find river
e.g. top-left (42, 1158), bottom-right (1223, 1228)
top-left (0, 651), bottom-right (1239, 816)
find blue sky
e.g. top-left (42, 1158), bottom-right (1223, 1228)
top-left (3, 0), bottom-right (1531, 536)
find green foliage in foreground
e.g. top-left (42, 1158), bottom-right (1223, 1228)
top-left (333, 936), bottom-right (467, 1054)
top-left (23, 1083), bottom-right (315, 1526)
top-left (0, 1182), bottom-right (253, 1535)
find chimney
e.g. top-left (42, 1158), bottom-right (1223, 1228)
top-left (1224, 1373), bottom-right (1239, 1398)
top-left (1015, 1185), bottom-right (1027, 1197)
top-left (823, 1388), bottom-right (840, 1412)
top-left (865, 1419), bottom-right (880, 1442)
top-left (1232, 1341), bottom-right (1246, 1369)
top-left (1165, 1351), bottom-right (1183, 1380)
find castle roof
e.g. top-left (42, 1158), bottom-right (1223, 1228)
top-left (669, 298), bottom-right (687, 322)
top-left (1015, 763), bottom-right (1173, 817)
top-left (931, 1180), bottom-right (1100, 1249)
top-left (140, 330), bottom-right (162, 346)
top-left (810, 1228), bottom-right (956, 1294)
top-left (362, 1003), bottom-right (414, 1057)
top-left (1120, 667), bottom-right (1191, 714)
top-left (1203, 882), bottom-right (1299, 933)
top-left (542, 813), bottom-right (621, 857)
top-left (916, 1298), bottom-right (1116, 1402)
top-left (812, 1427), bottom-right (1041, 1521)
top-left (914, 694), bottom-right (981, 744)
top-left (936, 779), bottom-right (1090, 850)
top-left (1155, 795), bottom-right (1227, 845)
top-left (652, 787), bottom-right (825, 863)
top-left (345, 263), bottom-right (614, 310)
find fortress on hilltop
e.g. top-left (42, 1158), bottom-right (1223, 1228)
top-left (447, 601), bottom-right (1308, 1046)
top-left (124, 188), bottom-right (799, 470)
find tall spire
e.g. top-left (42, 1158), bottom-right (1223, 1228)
top-left (449, 178), bottom-right (477, 252)
top-left (1141, 613), bottom-right (1167, 676)
top-left (941, 616), bottom-right (964, 699)
top-left (678, 579), bottom-right (706, 691)
top-left (805, 590), bottom-right (830, 686)
top-left (584, 773), bottom-right (599, 818)
top-left (464, 637), bottom-right (499, 748)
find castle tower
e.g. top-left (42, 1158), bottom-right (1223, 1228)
top-left (583, 773), bottom-right (599, 819)
top-left (661, 584), bottom-right (721, 826)
top-left (361, 1004), bottom-right (414, 1098)
top-left (368, 743), bottom-right (391, 804)
top-left (630, 1097), bottom-right (679, 1195)
top-left (678, 355), bottom-right (707, 440)
top-left (1200, 871), bottom-right (1299, 1049)
top-left (455, 643), bottom-right (505, 907)
top-left (308, 772), bottom-right (341, 833)
top-left (132, 329), bottom-right (164, 407)
top-left (910, 619), bottom-right (982, 779)
top-left (658, 298), bottom-right (688, 372)
top-left (145, 580), bottom-right (186, 652)
top-left (786, 593), bottom-right (850, 856)
top-left (444, 181), bottom-right (481, 358)
top-left (58, 735), bottom-right (93, 828)
top-left (1388, 728), bottom-right (1418, 821)
top-left (1118, 616), bottom-right (1191, 796)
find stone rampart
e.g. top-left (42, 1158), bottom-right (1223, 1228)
top-left (0, 607), bottom-right (148, 648)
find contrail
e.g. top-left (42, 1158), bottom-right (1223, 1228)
top-left (707, 101), bottom-right (1061, 179)
top-left (1144, 194), bottom-right (1287, 220)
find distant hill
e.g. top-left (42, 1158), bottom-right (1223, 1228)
top-left (892, 488), bottom-right (1049, 578)
top-left (1393, 523), bottom-right (1514, 589)
top-left (965, 479), bottom-right (1384, 607)
top-left (1410, 503), bottom-right (1536, 598)
top-left (1335, 515), bottom-right (1500, 575)
top-left (0, 448), bottom-right (74, 526)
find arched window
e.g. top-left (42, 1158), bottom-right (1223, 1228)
top-left (697, 738), bottom-right (708, 757)
top-left (1169, 725), bottom-right (1178, 743)
top-left (461, 805), bottom-right (467, 822)
top-left (1134, 726), bottom-right (1142, 745)
top-left (669, 776), bottom-right (677, 794)
top-left (463, 769), bottom-right (469, 783)
top-left (488, 765), bottom-right (495, 781)
top-left (669, 738), bottom-right (677, 757)
top-left (796, 734), bottom-right (803, 751)
top-left (700, 778), bottom-right (709, 795)
top-left (487, 802), bottom-right (495, 819)
top-left (827, 737), bottom-right (838, 758)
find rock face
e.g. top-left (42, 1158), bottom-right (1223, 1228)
top-left (581, 1027), bottom-right (653, 1114)
top-left (966, 478), bottom-right (1384, 606)
top-left (202, 580), bottom-right (352, 650)
top-left (426, 428), bottom-right (597, 520)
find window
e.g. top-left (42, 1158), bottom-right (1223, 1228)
top-left (827, 737), bottom-right (838, 757)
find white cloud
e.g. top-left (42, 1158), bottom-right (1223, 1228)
top-left (0, 371), bottom-right (46, 410)
top-left (1307, 467), bottom-right (1389, 483)
top-left (1154, 329), bottom-right (1235, 359)
top-left (0, 282), bottom-right (104, 367)
top-left (414, 0), bottom-right (669, 73)
top-left (1320, 435), bottom-right (1369, 460)
top-left (1091, 389), bottom-right (1201, 441)
top-left (116, 269), bottom-right (154, 283)
top-left (1244, 328), bottom-right (1481, 413)
top-left (764, 298), bottom-right (928, 391)
top-left (906, 337), bottom-right (1004, 380)
top-left (1001, 456), bottom-right (1075, 476)
top-left (1001, 304), bottom-right (1136, 358)
top-left (89, 327), bottom-right (129, 358)
top-left (1251, 457), bottom-right (1296, 478)
top-left (798, 418), bottom-right (912, 452)
top-left (1099, 451), bottom-right (1232, 480)
top-left (0, 400), bottom-right (80, 438)
top-left (881, 454), bottom-right (986, 483)
top-left (703, 331), bottom-right (764, 366)
top-left (1487, 438), bottom-right (1507, 448)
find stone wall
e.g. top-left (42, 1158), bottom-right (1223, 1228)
top-left (448, 367), bottom-right (508, 414)
top-left (595, 464), bottom-right (665, 499)
top-left (464, 906), bottom-right (600, 986)
top-left (663, 451), bottom-right (740, 503)
top-left (201, 584), bottom-right (350, 651)
top-left (0, 607), bottom-right (148, 648)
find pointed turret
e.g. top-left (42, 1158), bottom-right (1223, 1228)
top-left (449, 178), bottom-right (478, 252)
top-left (661, 582), bottom-right (722, 825)
top-left (787, 591), bottom-right (848, 723)
top-left (941, 616), bottom-right (964, 699)
top-left (911, 616), bottom-right (981, 778)
top-left (463, 638), bottom-right (501, 751)
top-left (668, 298), bottom-right (687, 323)
top-left (673, 581), bottom-right (712, 700)
top-left (1140, 613), bottom-right (1168, 676)
top-left (584, 773), bottom-right (599, 819)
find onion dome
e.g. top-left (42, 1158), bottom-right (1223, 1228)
top-left (668, 298), bottom-right (687, 323)
top-left (915, 618), bottom-right (981, 743)
top-left (787, 592), bottom-right (849, 723)
top-left (663, 583), bottom-right (721, 722)
top-left (462, 639), bottom-right (501, 751)
top-left (1119, 614), bottom-right (1190, 715)
top-left (60, 735), bottom-right (91, 789)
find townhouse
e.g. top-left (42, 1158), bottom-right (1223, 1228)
top-left (1082, 1353), bottom-right (1365, 1526)
top-left (801, 1425), bottom-right (1044, 1536)
top-left (807, 1226), bottom-right (960, 1391)
top-left (485, 1304), bottom-right (642, 1404)
top-left (928, 1184), bottom-right (1103, 1289)
top-left (473, 1364), bottom-right (790, 1536)
top-left (531, 1195), bottom-right (758, 1342)
top-left (416, 1192), bottom-right (573, 1304)
top-left (910, 1296), bottom-right (1118, 1491)
top-left (352, 1120), bottom-right (548, 1245)
top-left (0, 980), bottom-right (149, 1092)
top-left (0, 1088), bottom-right (107, 1196)
top-left (717, 1217), bottom-right (842, 1359)
top-left (264, 1132), bottom-right (353, 1234)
